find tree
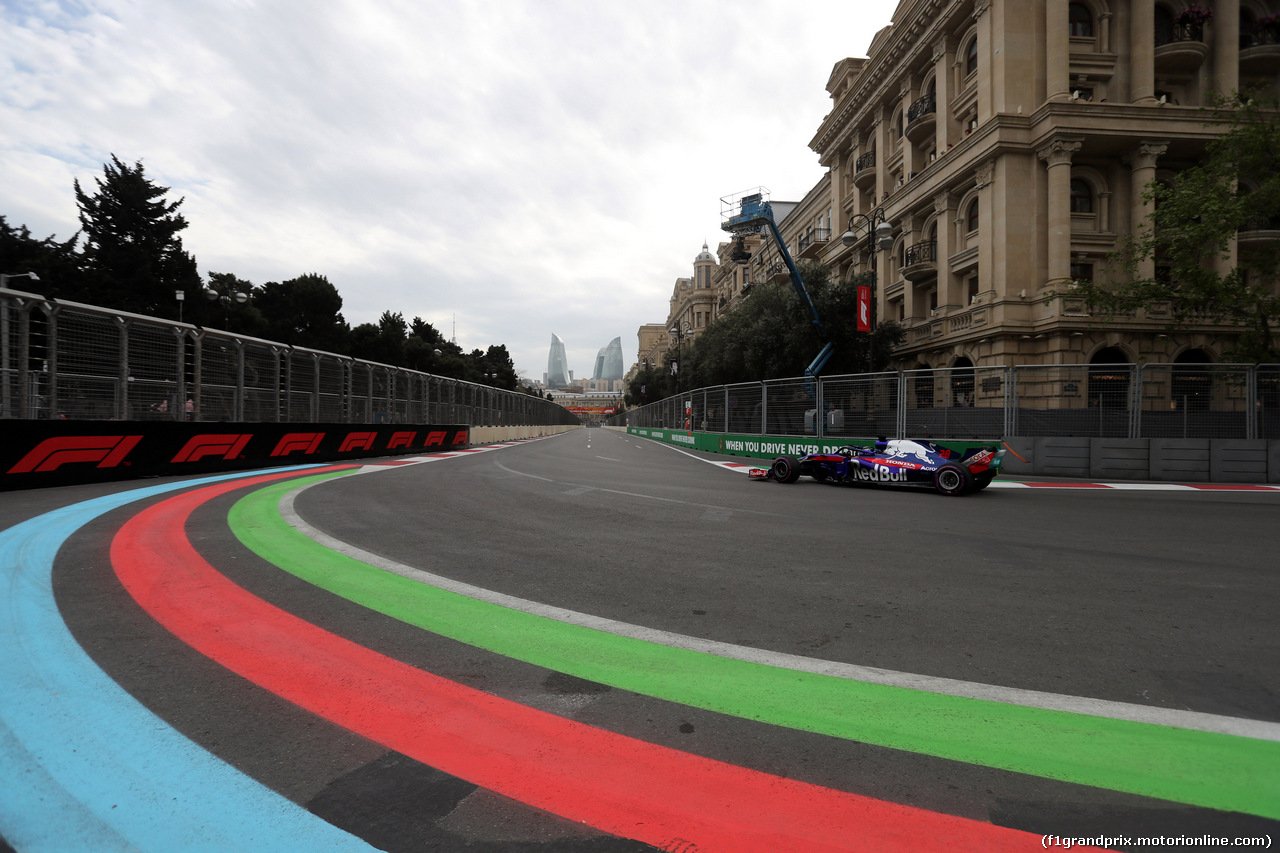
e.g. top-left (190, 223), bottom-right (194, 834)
top-left (672, 260), bottom-right (906, 391)
top-left (351, 311), bottom-right (410, 365)
top-left (74, 155), bottom-right (201, 317)
top-left (0, 216), bottom-right (84, 299)
top-left (255, 273), bottom-right (350, 352)
top-left (1074, 94), bottom-right (1280, 361)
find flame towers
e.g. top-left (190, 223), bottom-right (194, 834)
top-left (546, 333), bottom-right (570, 389)
top-left (592, 337), bottom-right (624, 382)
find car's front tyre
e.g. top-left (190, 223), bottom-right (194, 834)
top-left (770, 456), bottom-right (802, 484)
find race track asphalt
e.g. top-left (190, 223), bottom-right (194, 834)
top-left (2, 428), bottom-right (1277, 852)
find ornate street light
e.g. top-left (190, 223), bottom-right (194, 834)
top-left (840, 210), bottom-right (895, 371)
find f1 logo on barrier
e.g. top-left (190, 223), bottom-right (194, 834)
top-left (339, 432), bottom-right (377, 452)
top-left (171, 434), bottom-right (252, 463)
top-left (423, 430), bottom-right (469, 448)
top-left (8, 435), bottom-right (144, 473)
top-left (387, 431), bottom-right (416, 449)
top-left (270, 433), bottom-right (325, 458)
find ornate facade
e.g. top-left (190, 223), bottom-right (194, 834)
top-left (806, 0), bottom-right (1279, 372)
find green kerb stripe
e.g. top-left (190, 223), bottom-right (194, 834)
top-left (229, 473), bottom-right (1280, 819)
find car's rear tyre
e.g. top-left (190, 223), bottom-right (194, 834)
top-left (972, 473), bottom-right (994, 491)
top-left (933, 463), bottom-right (973, 496)
top-left (770, 456), bottom-right (801, 484)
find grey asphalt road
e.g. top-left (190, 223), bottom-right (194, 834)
top-left (5, 428), bottom-right (1278, 851)
top-left (300, 428), bottom-right (1280, 719)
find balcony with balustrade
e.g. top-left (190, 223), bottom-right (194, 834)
top-left (1240, 20), bottom-right (1280, 73)
top-left (902, 239), bottom-right (938, 282)
top-left (1154, 19), bottom-right (1208, 74)
top-left (852, 150), bottom-right (877, 191)
top-left (904, 94), bottom-right (936, 146)
top-left (797, 227), bottom-right (831, 260)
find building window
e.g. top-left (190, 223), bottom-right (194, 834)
top-left (1070, 262), bottom-right (1094, 282)
top-left (966, 198), bottom-right (979, 232)
top-left (965, 38), bottom-right (978, 75)
top-left (968, 276), bottom-right (980, 303)
top-left (1068, 3), bottom-right (1094, 37)
top-left (1070, 179), bottom-right (1094, 213)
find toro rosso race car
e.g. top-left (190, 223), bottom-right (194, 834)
top-left (748, 439), bottom-right (1005, 496)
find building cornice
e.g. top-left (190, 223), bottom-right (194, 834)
top-left (810, 0), bottom-right (963, 155)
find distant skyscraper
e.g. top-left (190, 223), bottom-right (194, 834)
top-left (592, 337), bottom-right (624, 382)
top-left (546, 333), bottom-right (570, 389)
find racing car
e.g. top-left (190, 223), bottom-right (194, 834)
top-left (748, 439), bottom-right (1005, 496)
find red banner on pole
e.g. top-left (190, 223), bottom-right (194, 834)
top-left (856, 285), bottom-right (872, 332)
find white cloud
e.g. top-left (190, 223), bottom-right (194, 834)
top-left (0, 0), bottom-right (896, 378)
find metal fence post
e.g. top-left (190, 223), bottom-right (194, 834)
top-left (115, 317), bottom-right (130, 420)
top-left (816, 376), bottom-right (824, 439)
top-left (1132, 365), bottom-right (1144, 438)
top-left (234, 339), bottom-right (246, 422)
top-left (760, 382), bottom-right (767, 435)
top-left (1002, 366), bottom-right (1014, 438)
top-left (1247, 366), bottom-right (1258, 440)
top-left (190, 330), bottom-right (203, 422)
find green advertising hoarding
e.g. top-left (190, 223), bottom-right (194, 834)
top-left (625, 427), bottom-right (993, 461)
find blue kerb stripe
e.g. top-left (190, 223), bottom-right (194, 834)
top-left (0, 468), bottom-right (374, 853)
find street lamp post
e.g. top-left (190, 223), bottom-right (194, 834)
top-left (840, 211), bottom-right (895, 372)
top-left (668, 323), bottom-right (692, 429)
top-left (0, 272), bottom-right (40, 288)
top-left (204, 285), bottom-right (248, 330)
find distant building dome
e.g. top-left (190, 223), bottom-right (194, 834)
top-left (695, 241), bottom-right (715, 263)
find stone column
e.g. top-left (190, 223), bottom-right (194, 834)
top-left (1037, 137), bottom-right (1084, 286)
top-left (932, 38), bottom-right (954, 152)
top-left (1127, 141), bottom-right (1168, 281)
top-left (973, 0), bottom-right (993, 122)
top-left (935, 191), bottom-right (959, 307)
top-left (1213, 0), bottom-right (1240, 96)
top-left (1131, 0), bottom-right (1157, 104)
top-left (1046, 0), bottom-right (1071, 101)
top-left (974, 158), bottom-right (996, 301)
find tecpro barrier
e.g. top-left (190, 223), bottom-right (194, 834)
top-left (1, 420), bottom-right (469, 490)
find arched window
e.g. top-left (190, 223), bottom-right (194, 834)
top-left (1069, 3), bottom-right (1094, 37)
top-left (951, 357), bottom-right (975, 407)
top-left (1240, 9), bottom-right (1258, 48)
top-left (965, 38), bottom-right (978, 75)
top-left (912, 363), bottom-right (934, 409)
top-left (1154, 4), bottom-right (1175, 46)
top-left (1089, 347), bottom-right (1130, 410)
top-left (966, 198), bottom-right (979, 232)
top-left (1070, 179), bottom-right (1094, 213)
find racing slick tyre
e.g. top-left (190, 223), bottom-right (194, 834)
top-left (770, 455), bottom-right (802, 484)
top-left (933, 463), bottom-right (973, 496)
top-left (972, 473), bottom-right (994, 491)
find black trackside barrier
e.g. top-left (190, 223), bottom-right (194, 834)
top-left (0, 420), bottom-right (470, 491)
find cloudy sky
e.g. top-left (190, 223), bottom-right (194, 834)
top-left (1, 0), bottom-right (897, 381)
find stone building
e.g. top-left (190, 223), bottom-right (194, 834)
top-left (797, 0), bottom-right (1278, 376)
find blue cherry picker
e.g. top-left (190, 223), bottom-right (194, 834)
top-left (720, 187), bottom-right (835, 379)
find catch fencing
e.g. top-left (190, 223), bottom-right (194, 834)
top-left (0, 288), bottom-right (579, 427)
top-left (612, 363), bottom-right (1280, 441)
